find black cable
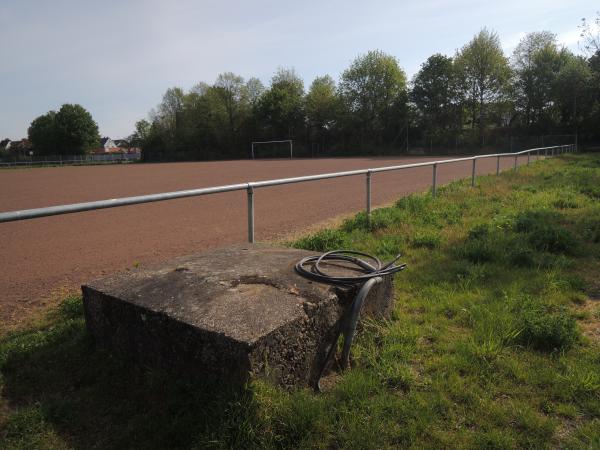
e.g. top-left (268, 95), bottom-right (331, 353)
top-left (295, 250), bottom-right (406, 391)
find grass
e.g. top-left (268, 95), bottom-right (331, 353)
top-left (2, 154), bottom-right (600, 449)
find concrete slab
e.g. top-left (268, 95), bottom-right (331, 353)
top-left (82, 244), bottom-right (394, 387)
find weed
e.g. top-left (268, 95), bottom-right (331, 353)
top-left (293, 228), bottom-right (348, 252)
top-left (515, 299), bottom-right (579, 352)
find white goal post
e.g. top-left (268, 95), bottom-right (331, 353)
top-left (251, 140), bottom-right (293, 159)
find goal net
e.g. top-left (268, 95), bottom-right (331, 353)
top-left (251, 140), bottom-right (293, 159)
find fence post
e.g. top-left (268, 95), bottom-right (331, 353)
top-left (514, 155), bottom-right (518, 171)
top-left (496, 155), bottom-right (500, 175)
top-left (247, 184), bottom-right (255, 243)
top-left (366, 170), bottom-right (372, 226)
top-left (471, 158), bottom-right (476, 187)
top-left (432, 163), bottom-right (438, 197)
top-left (527, 152), bottom-right (530, 165)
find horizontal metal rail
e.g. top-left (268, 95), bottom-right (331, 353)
top-left (0, 145), bottom-right (576, 243)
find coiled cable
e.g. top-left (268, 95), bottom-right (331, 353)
top-left (295, 250), bottom-right (406, 391)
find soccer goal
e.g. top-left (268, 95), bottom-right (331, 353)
top-left (251, 140), bottom-right (293, 159)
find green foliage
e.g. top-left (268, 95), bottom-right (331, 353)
top-left (411, 231), bottom-right (441, 249)
top-left (455, 28), bottom-right (511, 136)
top-left (293, 228), bottom-right (348, 252)
top-left (411, 54), bottom-right (460, 133)
top-left (305, 75), bottom-right (339, 144)
top-left (515, 299), bottom-right (578, 352)
top-left (514, 210), bottom-right (580, 254)
top-left (27, 104), bottom-right (100, 155)
top-left (257, 68), bottom-right (305, 140)
top-left (341, 209), bottom-right (402, 232)
top-left (338, 50), bottom-right (408, 148)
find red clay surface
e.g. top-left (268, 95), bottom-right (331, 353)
top-left (0, 155), bottom-right (534, 328)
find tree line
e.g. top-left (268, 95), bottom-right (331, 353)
top-left (22, 21), bottom-right (600, 160)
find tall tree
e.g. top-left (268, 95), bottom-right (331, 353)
top-left (306, 75), bottom-right (339, 147)
top-left (257, 68), bottom-right (305, 139)
top-left (214, 72), bottom-right (246, 138)
top-left (411, 54), bottom-right (459, 134)
top-left (553, 53), bottom-right (593, 138)
top-left (511, 31), bottom-right (560, 129)
top-left (28, 104), bottom-right (99, 155)
top-left (455, 29), bottom-right (511, 142)
top-left (128, 119), bottom-right (151, 148)
top-left (339, 50), bottom-right (407, 147)
top-left (28, 111), bottom-right (59, 155)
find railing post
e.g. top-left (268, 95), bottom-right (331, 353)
top-left (527, 151), bottom-right (530, 166)
top-left (366, 170), bottom-right (372, 225)
top-left (432, 163), bottom-right (438, 197)
top-left (471, 158), bottom-right (476, 187)
top-left (514, 154), bottom-right (518, 171)
top-left (496, 155), bottom-right (500, 175)
top-left (247, 184), bottom-right (254, 243)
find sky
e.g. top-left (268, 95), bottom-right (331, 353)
top-left (1, 0), bottom-right (598, 140)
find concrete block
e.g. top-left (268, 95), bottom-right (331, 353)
top-left (82, 244), bottom-right (395, 387)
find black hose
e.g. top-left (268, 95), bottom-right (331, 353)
top-left (295, 250), bottom-right (406, 391)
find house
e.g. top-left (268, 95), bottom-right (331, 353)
top-left (92, 137), bottom-right (124, 154)
top-left (5, 139), bottom-right (33, 157)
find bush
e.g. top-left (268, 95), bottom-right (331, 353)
top-left (293, 229), bottom-right (348, 252)
top-left (395, 195), bottom-right (431, 215)
top-left (514, 210), bottom-right (580, 254)
top-left (580, 186), bottom-right (600, 199)
top-left (341, 209), bottom-right (400, 232)
top-left (457, 225), bottom-right (497, 264)
top-left (515, 300), bottom-right (578, 352)
top-left (411, 231), bottom-right (441, 249)
top-left (578, 211), bottom-right (600, 244)
top-left (527, 226), bottom-right (579, 254)
top-left (514, 210), bottom-right (561, 233)
top-left (375, 234), bottom-right (405, 257)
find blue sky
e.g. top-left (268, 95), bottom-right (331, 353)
top-left (1, 0), bottom-right (597, 140)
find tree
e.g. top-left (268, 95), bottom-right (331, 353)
top-left (553, 53), bottom-right (593, 136)
top-left (28, 111), bottom-right (58, 155)
top-left (156, 87), bottom-right (185, 138)
top-left (580, 12), bottom-right (600, 56)
top-left (339, 50), bottom-right (407, 147)
top-left (511, 32), bottom-right (560, 129)
top-left (257, 68), bottom-right (305, 139)
top-left (245, 77), bottom-right (265, 106)
top-left (129, 119), bottom-right (151, 148)
top-left (455, 29), bottom-right (511, 142)
top-left (411, 54), bottom-right (459, 134)
top-left (306, 75), bottom-right (339, 146)
top-left (28, 104), bottom-right (99, 155)
top-left (214, 72), bottom-right (246, 137)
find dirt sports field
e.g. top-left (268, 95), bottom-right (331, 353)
top-left (0, 155), bottom-right (533, 328)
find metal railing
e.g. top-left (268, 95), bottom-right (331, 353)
top-left (0, 145), bottom-right (576, 243)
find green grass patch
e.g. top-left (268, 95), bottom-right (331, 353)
top-left (2, 154), bottom-right (600, 448)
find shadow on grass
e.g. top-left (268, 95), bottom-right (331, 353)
top-left (0, 300), bottom-right (262, 449)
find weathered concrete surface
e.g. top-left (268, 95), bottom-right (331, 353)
top-left (82, 244), bottom-right (394, 387)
